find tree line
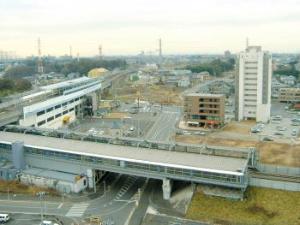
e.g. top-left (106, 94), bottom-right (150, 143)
top-left (274, 61), bottom-right (299, 78)
top-left (3, 58), bottom-right (127, 79)
top-left (185, 58), bottom-right (235, 76)
top-left (0, 78), bottom-right (32, 98)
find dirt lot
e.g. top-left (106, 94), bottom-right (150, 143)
top-left (257, 142), bottom-right (300, 167)
top-left (175, 135), bottom-right (300, 167)
top-left (222, 120), bottom-right (255, 135)
top-left (187, 187), bottom-right (300, 225)
top-left (114, 83), bottom-right (183, 105)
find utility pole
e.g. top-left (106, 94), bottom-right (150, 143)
top-left (37, 38), bottom-right (44, 75)
top-left (37, 191), bottom-right (46, 223)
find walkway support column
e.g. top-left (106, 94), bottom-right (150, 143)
top-left (162, 178), bottom-right (172, 200)
top-left (12, 141), bottom-right (25, 170)
top-left (86, 169), bottom-right (95, 189)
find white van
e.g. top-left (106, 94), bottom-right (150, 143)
top-left (40, 220), bottom-right (59, 225)
top-left (0, 214), bottom-right (10, 223)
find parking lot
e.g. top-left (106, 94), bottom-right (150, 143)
top-left (251, 102), bottom-right (300, 140)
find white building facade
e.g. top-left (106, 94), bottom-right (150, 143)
top-left (236, 46), bottom-right (272, 122)
top-left (19, 77), bottom-right (101, 129)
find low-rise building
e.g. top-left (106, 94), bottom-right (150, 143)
top-left (20, 168), bottom-right (88, 194)
top-left (279, 75), bottom-right (296, 86)
top-left (178, 77), bottom-right (190, 87)
top-left (184, 93), bottom-right (225, 128)
top-left (279, 88), bottom-right (300, 102)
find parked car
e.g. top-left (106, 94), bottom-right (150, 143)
top-left (40, 220), bottom-right (59, 225)
top-left (274, 131), bottom-right (284, 136)
top-left (263, 136), bottom-right (274, 141)
top-left (276, 126), bottom-right (287, 131)
top-left (0, 214), bottom-right (10, 223)
top-left (291, 122), bottom-right (300, 126)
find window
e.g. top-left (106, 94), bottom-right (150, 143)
top-left (37, 120), bottom-right (46, 126)
top-left (37, 110), bottom-right (45, 116)
top-left (62, 102), bottom-right (67, 106)
top-left (55, 105), bottom-right (61, 109)
top-left (46, 107), bottom-right (53, 113)
top-left (55, 113), bottom-right (62, 118)
top-left (69, 108), bottom-right (74, 112)
top-left (47, 116), bottom-right (54, 122)
top-left (63, 110), bottom-right (68, 115)
top-left (75, 97), bottom-right (79, 101)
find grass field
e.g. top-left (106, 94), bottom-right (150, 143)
top-left (0, 180), bottom-right (58, 196)
top-left (186, 187), bottom-right (300, 225)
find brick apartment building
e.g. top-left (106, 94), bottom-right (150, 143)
top-left (184, 93), bottom-right (225, 128)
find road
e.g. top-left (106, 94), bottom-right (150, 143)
top-left (0, 174), bottom-right (147, 225)
top-left (0, 175), bottom-right (200, 225)
top-left (145, 111), bottom-right (180, 142)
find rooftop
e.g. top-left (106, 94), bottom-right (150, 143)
top-left (40, 77), bottom-right (91, 91)
top-left (0, 131), bottom-right (248, 175)
top-left (184, 93), bottom-right (224, 98)
top-left (23, 83), bottom-right (101, 114)
top-left (22, 167), bottom-right (80, 183)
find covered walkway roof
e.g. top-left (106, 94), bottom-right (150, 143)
top-left (0, 131), bottom-right (248, 176)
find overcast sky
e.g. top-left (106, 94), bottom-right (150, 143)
top-left (1, 0), bottom-right (300, 56)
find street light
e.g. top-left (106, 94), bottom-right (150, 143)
top-left (37, 191), bottom-right (46, 223)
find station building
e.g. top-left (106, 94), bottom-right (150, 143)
top-left (19, 77), bottom-right (101, 129)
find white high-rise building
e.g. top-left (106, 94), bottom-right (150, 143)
top-left (235, 46), bottom-right (272, 122)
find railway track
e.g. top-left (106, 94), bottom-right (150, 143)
top-left (249, 170), bottom-right (300, 183)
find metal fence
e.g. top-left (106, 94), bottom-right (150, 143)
top-left (257, 163), bottom-right (300, 177)
top-left (249, 178), bottom-right (300, 191)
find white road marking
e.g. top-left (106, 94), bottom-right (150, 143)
top-left (65, 203), bottom-right (89, 217)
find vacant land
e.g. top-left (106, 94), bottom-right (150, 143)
top-left (175, 135), bottom-right (300, 167)
top-left (257, 142), bottom-right (300, 167)
top-left (114, 84), bottom-right (183, 105)
top-left (187, 187), bottom-right (300, 225)
top-left (222, 120), bottom-right (255, 135)
top-left (0, 180), bottom-right (58, 196)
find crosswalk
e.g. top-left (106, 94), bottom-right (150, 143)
top-left (65, 203), bottom-right (89, 217)
top-left (114, 176), bottom-right (137, 201)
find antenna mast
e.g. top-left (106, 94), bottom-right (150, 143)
top-left (158, 38), bottom-right (162, 57)
top-left (37, 38), bottom-right (44, 74)
top-left (99, 45), bottom-right (103, 60)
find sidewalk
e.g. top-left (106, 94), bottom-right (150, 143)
top-left (0, 184), bottom-right (105, 203)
